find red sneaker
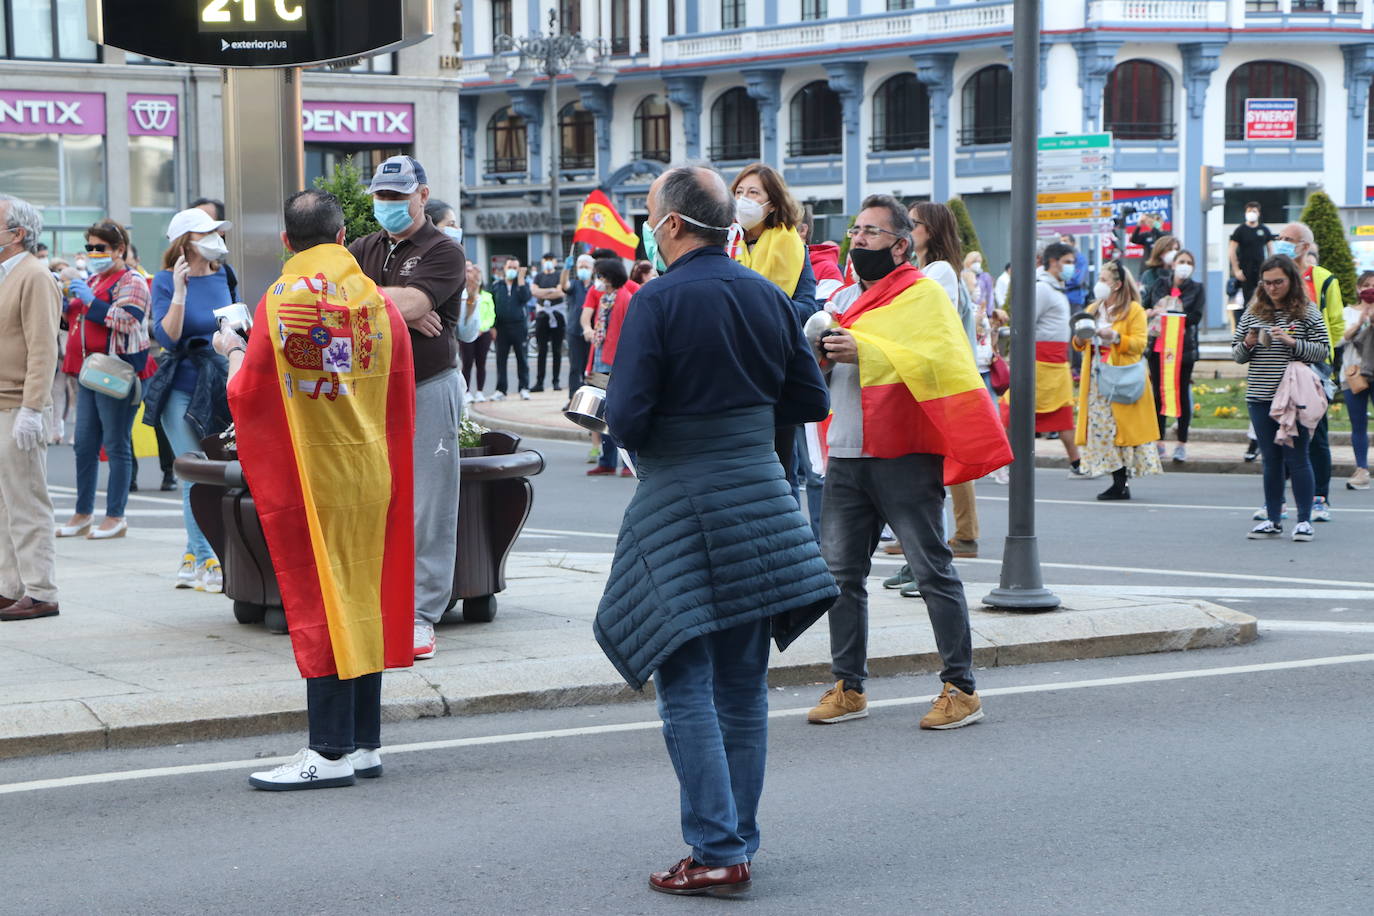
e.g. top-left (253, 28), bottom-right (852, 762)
top-left (619, 468), bottom-right (634, 477)
top-left (586, 466), bottom-right (616, 476)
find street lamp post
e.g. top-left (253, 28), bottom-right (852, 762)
top-left (487, 10), bottom-right (616, 255)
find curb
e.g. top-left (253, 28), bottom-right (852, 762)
top-left (0, 604), bottom-right (1257, 759)
top-left (467, 407), bottom-right (588, 444)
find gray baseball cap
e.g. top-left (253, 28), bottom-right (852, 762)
top-left (367, 155), bottom-right (428, 194)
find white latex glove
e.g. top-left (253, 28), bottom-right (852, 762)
top-left (213, 323), bottom-right (243, 356)
top-left (12, 407), bottom-right (44, 451)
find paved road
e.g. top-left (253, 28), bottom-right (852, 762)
top-left (2, 630), bottom-right (1372, 914)
top-left (47, 431), bottom-right (1374, 629)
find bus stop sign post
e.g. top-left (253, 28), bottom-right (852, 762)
top-left (88, 0), bottom-right (433, 301)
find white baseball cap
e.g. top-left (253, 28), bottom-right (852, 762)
top-left (166, 207), bottom-right (231, 240)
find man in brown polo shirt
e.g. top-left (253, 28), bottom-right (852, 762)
top-left (0, 194), bottom-right (61, 622)
top-left (349, 156), bottom-right (470, 659)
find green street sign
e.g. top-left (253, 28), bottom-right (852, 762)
top-left (1037, 133), bottom-right (1113, 151)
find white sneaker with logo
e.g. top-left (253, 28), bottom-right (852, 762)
top-left (249, 748), bottom-right (355, 791)
top-left (414, 620), bottom-right (436, 660)
top-left (347, 748), bottom-right (383, 778)
top-left (175, 553), bottom-right (197, 589)
top-left (195, 558), bottom-right (223, 594)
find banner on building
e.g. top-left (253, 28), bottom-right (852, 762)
top-left (573, 190), bottom-right (638, 259)
top-left (1102, 189), bottom-right (1173, 259)
top-left (1244, 98), bottom-right (1298, 141)
top-left (302, 101), bottom-right (414, 145)
top-left (0, 90), bottom-right (105, 135)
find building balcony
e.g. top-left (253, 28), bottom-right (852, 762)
top-left (955, 143), bottom-right (1012, 177)
top-left (1088, 0), bottom-right (1368, 29)
top-left (1085, 0), bottom-right (1229, 27)
top-left (1113, 138), bottom-right (1181, 172)
top-left (707, 142), bottom-right (762, 165)
top-left (660, 2), bottom-right (1012, 65)
top-left (1225, 139), bottom-right (1324, 171)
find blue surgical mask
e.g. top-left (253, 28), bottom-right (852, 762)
top-left (86, 256), bottom-right (113, 274)
top-left (644, 213), bottom-right (670, 273)
top-left (373, 199), bottom-right (414, 234)
top-left (505, 268), bottom-right (518, 281)
top-left (576, 267), bottom-right (591, 283)
top-left (1273, 240), bottom-right (1298, 259)
top-left (442, 225), bottom-right (463, 245)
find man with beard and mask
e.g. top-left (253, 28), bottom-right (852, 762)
top-left (805, 194), bottom-right (1011, 730)
top-left (349, 156), bottom-right (470, 661)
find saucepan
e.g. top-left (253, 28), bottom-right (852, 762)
top-left (803, 310), bottom-right (840, 369)
top-left (565, 384), bottom-right (608, 433)
top-left (1070, 310), bottom-right (1096, 343)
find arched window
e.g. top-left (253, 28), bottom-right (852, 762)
top-left (1104, 61), bottom-right (1175, 140)
top-left (789, 80), bottom-right (842, 156)
top-left (709, 87), bottom-right (760, 161)
top-left (485, 106), bottom-right (526, 173)
top-left (1225, 61), bottom-right (1319, 141)
top-left (560, 101), bottom-right (595, 171)
top-left (872, 73), bottom-right (930, 152)
top-left (634, 95), bottom-right (672, 162)
top-left (960, 65), bottom-right (1012, 145)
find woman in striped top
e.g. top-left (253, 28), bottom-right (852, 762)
top-left (1233, 255), bottom-right (1330, 541)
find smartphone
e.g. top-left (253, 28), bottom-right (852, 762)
top-left (213, 302), bottom-right (253, 340)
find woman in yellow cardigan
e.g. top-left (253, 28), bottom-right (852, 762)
top-left (1073, 261), bottom-right (1163, 500)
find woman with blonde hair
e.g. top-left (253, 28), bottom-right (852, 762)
top-left (1073, 260), bottom-right (1162, 500)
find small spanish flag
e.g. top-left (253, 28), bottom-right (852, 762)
top-left (573, 189), bottom-right (639, 259)
top-left (839, 264), bottom-right (1012, 484)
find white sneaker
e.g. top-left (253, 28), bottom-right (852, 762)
top-left (1292, 521), bottom-right (1315, 542)
top-left (347, 748), bottom-right (383, 778)
top-left (1253, 504), bottom-right (1288, 521)
top-left (195, 558), bottom-right (223, 594)
top-left (519, 389), bottom-right (532, 400)
top-left (992, 466), bottom-right (1009, 485)
top-left (249, 748), bottom-right (355, 791)
top-left (490, 391), bottom-right (506, 401)
top-left (414, 620), bottom-right (436, 660)
top-left (175, 553), bottom-right (198, 589)
top-left (473, 391), bottom-right (488, 403)
top-left (1172, 444), bottom-right (1187, 462)
top-left (1247, 520), bottom-right (1282, 539)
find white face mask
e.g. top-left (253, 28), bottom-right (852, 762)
top-left (74, 256), bottom-right (87, 271)
top-left (193, 234), bottom-right (228, 262)
top-left (970, 260), bottom-right (982, 274)
top-left (1245, 210), bottom-right (1259, 225)
top-left (1092, 281), bottom-right (1112, 302)
top-left (1174, 263), bottom-right (1194, 281)
top-left (593, 278), bottom-right (606, 292)
top-left (1162, 249), bottom-right (1177, 265)
top-left (735, 197), bottom-right (767, 231)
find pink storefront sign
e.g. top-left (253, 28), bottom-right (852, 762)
top-left (127, 94), bottom-right (179, 137)
top-left (302, 101), bottom-right (414, 145)
top-left (0, 90), bottom-right (105, 135)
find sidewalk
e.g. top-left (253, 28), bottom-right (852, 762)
top-left (467, 391), bottom-right (1363, 476)
top-left (0, 528), bottom-right (1255, 759)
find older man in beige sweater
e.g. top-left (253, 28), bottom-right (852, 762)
top-left (0, 194), bottom-right (61, 621)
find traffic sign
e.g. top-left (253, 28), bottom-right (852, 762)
top-left (1036, 190), bottom-right (1112, 206)
top-left (1037, 133), bottom-right (1113, 230)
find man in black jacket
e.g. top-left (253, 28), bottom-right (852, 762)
top-left (490, 257), bottom-right (531, 400)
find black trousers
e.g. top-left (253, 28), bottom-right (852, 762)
top-left (306, 672), bottom-right (382, 755)
top-left (1146, 351), bottom-right (1196, 443)
top-left (566, 330), bottom-right (589, 393)
top-left (534, 312), bottom-right (564, 387)
top-left (493, 321), bottom-right (530, 394)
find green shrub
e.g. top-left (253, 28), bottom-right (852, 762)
top-left (1300, 190), bottom-right (1356, 304)
top-left (313, 159), bottom-right (379, 244)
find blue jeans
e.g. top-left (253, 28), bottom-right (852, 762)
top-left (73, 384), bottom-right (138, 517)
top-left (306, 672), bottom-right (382, 755)
top-left (160, 388), bottom-right (216, 563)
top-left (1348, 386), bottom-right (1370, 469)
top-left (653, 616), bottom-right (772, 867)
top-left (1247, 400), bottom-right (1314, 525)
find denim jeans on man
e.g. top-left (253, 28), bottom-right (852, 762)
top-left (306, 672), bottom-right (382, 755)
top-left (822, 454), bottom-right (975, 694)
top-left (73, 384), bottom-right (138, 518)
top-left (653, 616), bottom-right (771, 867)
top-left (160, 387), bottom-right (216, 563)
top-left (1347, 385), bottom-right (1370, 469)
top-left (1247, 400), bottom-right (1314, 524)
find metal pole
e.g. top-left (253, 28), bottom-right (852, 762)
top-left (983, 0), bottom-right (1060, 611)
top-left (547, 47), bottom-right (561, 255)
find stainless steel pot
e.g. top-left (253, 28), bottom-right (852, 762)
top-left (564, 384), bottom-right (608, 433)
top-left (803, 309), bottom-right (840, 368)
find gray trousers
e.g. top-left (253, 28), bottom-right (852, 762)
top-left (821, 455), bottom-right (975, 694)
top-left (413, 369), bottom-right (464, 624)
top-left (0, 407), bottom-right (57, 602)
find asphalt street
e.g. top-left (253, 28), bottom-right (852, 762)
top-left (2, 631), bottom-right (1372, 914)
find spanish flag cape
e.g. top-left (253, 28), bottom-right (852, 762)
top-left (227, 244), bottom-right (416, 680)
top-left (730, 224), bottom-right (806, 297)
top-left (572, 189), bottom-right (639, 259)
top-left (839, 264), bottom-right (1013, 484)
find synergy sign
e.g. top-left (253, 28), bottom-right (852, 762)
top-left (1244, 98), bottom-right (1298, 141)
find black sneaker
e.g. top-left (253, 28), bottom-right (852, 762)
top-left (529, 384), bottom-right (545, 393)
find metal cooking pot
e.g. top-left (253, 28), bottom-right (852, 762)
top-left (1071, 311), bottom-right (1096, 342)
top-left (565, 384), bottom-right (608, 433)
top-left (803, 309), bottom-right (840, 368)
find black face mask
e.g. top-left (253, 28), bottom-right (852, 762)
top-left (850, 244), bottom-right (900, 283)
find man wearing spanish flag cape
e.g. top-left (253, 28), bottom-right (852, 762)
top-left (806, 195), bottom-right (1012, 730)
top-left (217, 190), bottom-right (416, 791)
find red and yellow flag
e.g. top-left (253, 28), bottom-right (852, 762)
top-left (228, 244), bottom-right (416, 680)
top-left (1156, 313), bottom-right (1187, 417)
top-left (573, 189), bottom-right (639, 259)
top-left (839, 264), bottom-right (1013, 484)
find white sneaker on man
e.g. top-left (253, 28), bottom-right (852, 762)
top-left (414, 620), bottom-right (436, 660)
top-left (473, 391), bottom-right (488, 403)
top-left (347, 748), bottom-right (383, 778)
top-left (519, 389), bottom-right (532, 400)
top-left (248, 748), bottom-right (355, 791)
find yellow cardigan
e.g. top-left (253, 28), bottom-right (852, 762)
top-left (1073, 301), bottom-right (1159, 448)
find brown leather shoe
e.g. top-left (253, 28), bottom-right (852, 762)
top-left (0, 596), bottom-right (60, 621)
top-left (0, 595), bottom-right (17, 610)
top-left (649, 856), bottom-right (751, 897)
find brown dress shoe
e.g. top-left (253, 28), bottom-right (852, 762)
top-left (0, 595), bottom-right (17, 610)
top-left (0, 596), bottom-right (60, 621)
top-left (649, 856), bottom-right (751, 897)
